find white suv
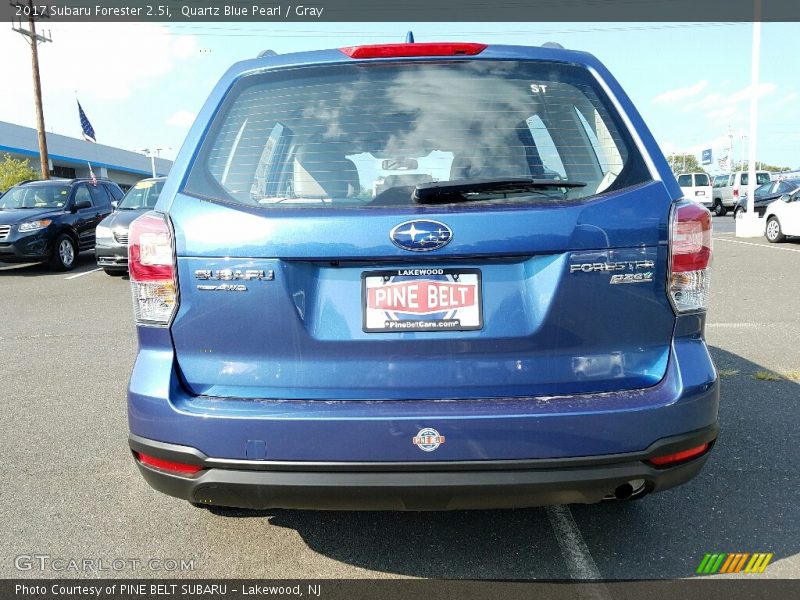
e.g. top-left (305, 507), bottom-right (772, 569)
top-left (711, 171), bottom-right (771, 216)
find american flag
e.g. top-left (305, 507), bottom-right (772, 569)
top-left (77, 100), bottom-right (96, 142)
top-left (87, 162), bottom-right (97, 186)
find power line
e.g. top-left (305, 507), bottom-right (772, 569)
top-left (160, 22), bottom-right (744, 39)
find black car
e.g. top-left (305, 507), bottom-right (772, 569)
top-left (734, 178), bottom-right (800, 218)
top-left (95, 177), bottom-right (165, 275)
top-left (0, 178), bottom-right (124, 270)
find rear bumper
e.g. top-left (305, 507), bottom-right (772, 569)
top-left (128, 318), bottom-right (720, 508)
top-left (129, 326), bottom-right (719, 462)
top-left (130, 425), bottom-right (717, 510)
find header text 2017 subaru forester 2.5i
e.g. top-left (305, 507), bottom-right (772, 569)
top-left (127, 42), bottom-right (718, 510)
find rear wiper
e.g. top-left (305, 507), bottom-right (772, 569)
top-left (413, 177), bottom-right (586, 205)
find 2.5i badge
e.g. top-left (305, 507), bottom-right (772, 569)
top-left (610, 272), bottom-right (654, 284)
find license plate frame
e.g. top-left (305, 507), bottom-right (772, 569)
top-left (362, 268), bottom-right (483, 333)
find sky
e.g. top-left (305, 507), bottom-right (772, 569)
top-left (2, 21), bottom-right (799, 171)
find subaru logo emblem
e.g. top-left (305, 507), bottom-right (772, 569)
top-left (390, 220), bottom-right (452, 252)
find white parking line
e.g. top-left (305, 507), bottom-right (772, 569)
top-left (714, 237), bottom-right (800, 253)
top-left (546, 505), bottom-right (611, 597)
top-left (65, 268), bottom-right (101, 280)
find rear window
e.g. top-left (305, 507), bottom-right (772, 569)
top-left (677, 175), bottom-right (692, 187)
top-left (185, 60), bottom-right (650, 209)
top-left (694, 173), bottom-right (710, 186)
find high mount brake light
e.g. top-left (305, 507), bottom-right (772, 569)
top-left (669, 201), bottom-right (712, 313)
top-left (340, 43), bottom-right (487, 59)
top-left (128, 211), bottom-right (178, 326)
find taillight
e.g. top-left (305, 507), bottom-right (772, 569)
top-left (128, 211), bottom-right (178, 326)
top-left (340, 42), bottom-right (487, 59)
top-left (669, 201), bottom-right (712, 313)
top-left (135, 452), bottom-right (203, 476)
top-left (733, 188), bottom-right (739, 198)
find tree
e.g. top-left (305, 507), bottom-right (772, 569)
top-left (667, 153), bottom-right (707, 174)
top-left (733, 160), bottom-right (791, 173)
top-left (0, 153), bottom-right (38, 192)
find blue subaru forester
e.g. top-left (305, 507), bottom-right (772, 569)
top-left (127, 42), bottom-right (718, 510)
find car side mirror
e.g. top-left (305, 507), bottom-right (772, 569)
top-left (111, 200), bottom-right (118, 210)
top-left (73, 199), bottom-right (91, 211)
top-left (779, 194), bottom-right (792, 203)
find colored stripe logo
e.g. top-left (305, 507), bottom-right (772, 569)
top-left (696, 552), bottom-right (773, 574)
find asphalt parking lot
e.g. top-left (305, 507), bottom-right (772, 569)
top-left (0, 219), bottom-right (797, 580)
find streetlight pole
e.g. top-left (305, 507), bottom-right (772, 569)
top-left (139, 148), bottom-right (161, 178)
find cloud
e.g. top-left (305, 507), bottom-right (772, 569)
top-left (653, 80), bottom-right (708, 104)
top-left (727, 82), bottom-right (777, 104)
top-left (682, 82), bottom-right (779, 128)
top-left (0, 23), bottom-right (200, 157)
top-left (770, 90), bottom-right (798, 108)
top-left (658, 141), bottom-right (679, 156)
top-left (684, 135), bottom-right (733, 156)
top-left (166, 109), bottom-right (196, 128)
top-left (704, 106), bottom-right (738, 122)
top-left (687, 92), bottom-right (725, 111)
top-left (0, 23), bottom-right (198, 129)
top-left (654, 80), bottom-right (777, 114)
top-left (171, 35), bottom-right (199, 60)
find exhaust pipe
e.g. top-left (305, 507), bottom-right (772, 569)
top-left (612, 479), bottom-right (647, 500)
top-left (613, 482), bottom-right (634, 500)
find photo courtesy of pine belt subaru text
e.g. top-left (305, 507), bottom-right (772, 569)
top-left (0, 178), bottom-right (123, 270)
top-left (126, 41), bottom-right (719, 510)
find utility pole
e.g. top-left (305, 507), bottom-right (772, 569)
top-left (11, 1), bottom-right (52, 180)
top-left (737, 0), bottom-right (763, 238)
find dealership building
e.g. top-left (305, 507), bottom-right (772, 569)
top-left (0, 120), bottom-right (172, 190)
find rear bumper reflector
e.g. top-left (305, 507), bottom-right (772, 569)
top-left (647, 442), bottom-right (712, 468)
top-left (135, 452), bottom-right (204, 476)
